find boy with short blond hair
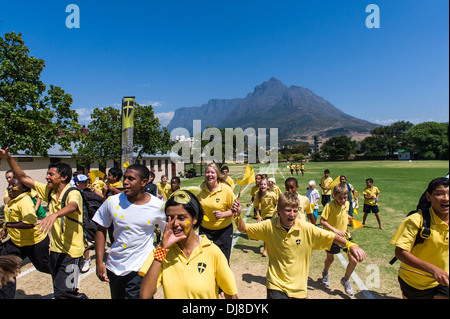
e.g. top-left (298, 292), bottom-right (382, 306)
top-left (232, 191), bottom-right (366, 299)
top-left (320, 184), bottom-right (362, 296)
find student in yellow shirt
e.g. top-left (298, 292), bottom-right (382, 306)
top-left (285, 177), bottom-right (315, 225)
top-left (295, 163), bottom-right (300, 176)
top-left (103, 167), bottom-right (124, 199)
top-left (232, 191), bottom-right (365, 299)
top-left (254, 179), bottom-right (278, 257)
top-left (300, 161), bottom-right (305, 176)
top-left (0, 177), bottom-right (52, 297)
top-left (139, 189), bottom-right (238, 299)
top-left (0, 147), bottom-right (87, 299)
top-left (362, 178), bottom-right (383, 229)
top-left (247, 174), bottom-right (262, 218)
top-left (197, 163), bottom-right (235, 262)
top-left (157, 175), bottom-right (171, 200)
top-left (390, 177), bottom-right (449, 299)
top-left (4, 170), bottom-right (45, 218)
top-left (320, 184), bottom-right (362, 296)
top-left (289, 163), bottom-right (295, 176)
top-left (221, 165), bottom-right (235, 192)
top-left (268, 178), bottom-right (282, 199)
top-left (319, 169), bottom-right (333, 209)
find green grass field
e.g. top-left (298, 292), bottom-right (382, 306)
top-left (181, 160), bottom-right (448, 299)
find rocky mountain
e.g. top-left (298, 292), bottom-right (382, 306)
top-left (167, 77), bottom-right (379, 142)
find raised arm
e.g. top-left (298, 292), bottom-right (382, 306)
top-left (0, 148), bottom-right (35, 189)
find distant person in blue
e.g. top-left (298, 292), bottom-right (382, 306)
top-left (339, 175), bottom-right (356, 217)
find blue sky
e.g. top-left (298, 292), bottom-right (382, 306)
top-left (0, 0), bottom-right (448, 127)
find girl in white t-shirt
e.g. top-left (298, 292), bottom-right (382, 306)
top-left (306, 180), bottom-right (320, 224)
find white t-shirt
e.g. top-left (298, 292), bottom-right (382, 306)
top-left (93, 192), bottom-right (166, 276)
top-left (306, 188), bottom-right (320, 210)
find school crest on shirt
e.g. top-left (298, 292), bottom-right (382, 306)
top-left (198, 262), bottom-right (207, 274)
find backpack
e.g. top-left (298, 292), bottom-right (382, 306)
top-left (389, 207), bottom-right (431, 265)
top-left (47, 187), bottom-right (103, 242)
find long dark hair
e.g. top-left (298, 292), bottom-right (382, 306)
top-left (164, 190), bottom-right (204, 229)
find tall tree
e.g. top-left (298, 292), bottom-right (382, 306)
top-left (0, 32), bottom-right (80, 156)
top-left (77, 104), bottom-right (173, 169)
top-left (406, 122), bottom-right (449, 160)
top-left (76, 107), bottom-right (122, 170)
top-left (368, 121), bottom-right (413, 159)
top-left (320, 135), bottom-right (358, 161)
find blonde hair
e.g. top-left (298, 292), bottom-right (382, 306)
top-left (277, 192), bottom-right (300, 211)
top-left (333, 184), bottom-right (349, 196)
top-left (201, 163), bottom-right (230, 187)
top-left (257, 178), bottom-right (269, 201)
top-left (308, 180), bottom-right (316, 187)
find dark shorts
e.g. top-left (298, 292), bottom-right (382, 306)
top-left (267, 288), bottom-right (304, 299)
top-left (107, 269), bottom-right (143, 299)
top-left (398, 276), bottom-right (449, 299)
top-left (326, 237), bottom-right (353, 255)
top-left (321, 195), bottom-right (331, 207)
top-left (363, 204), bottom-right (379, 214)
top-left (199, 223), bottom-right (233, 263)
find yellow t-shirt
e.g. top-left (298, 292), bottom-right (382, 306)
top-left (246, 217), bottom-right (335, 298)
top-left (296, 194), bottom-right (312, 221)
top-left (321, 200), bottom-right (350, 233)
top-left (390, 208), bottom-right (449, 290)
top-left (225, 175), bottom-right (235, 192)
top-left (197, 182), bottom-right (235, 230)
top-left (253, 191), bottom-right (278, 219)
top-left (272, 185), bottom-right (282, 199)
top-left (34, 182), bottom-right (84, 258)
top-left (157, 182), bottom-right (171, 200)
top-left (363, 186), bottom-right (380, 206)
top-left (319, 176), bottom-right (333, 196)
top-left (3, 193), bottom-right (47, 247)
top-left (139, 235), bottom-right (238, 299)
top-left (250, 185), bottom-right (259, 198)
top-left (91, 180), bottom-right (106, 194)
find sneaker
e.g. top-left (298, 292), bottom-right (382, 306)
top-left (321, 271), bottom-right (330, 287)
top-left (80, 258), bottom-right (91, 273)
top-left (340, 276), bottom-right (354, 296)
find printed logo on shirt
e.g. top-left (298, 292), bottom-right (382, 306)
top-left (198, 262), bottom-right (207, 274)
top-left (296, 239), bottom-right (301, 246)
top-left (215, 198), bottom-right (220, 203)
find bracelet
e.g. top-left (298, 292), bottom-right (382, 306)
top-left (154, 245), bottom-right (170, 262)
top-left (345, 241), bottom-right (358, 254)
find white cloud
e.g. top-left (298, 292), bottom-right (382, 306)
top-left (75, 108), bottom-right (93, 125)
top-left (155, 111), bottom-right (175, 127)
top-left (136, 100), bottom-right (163, 107)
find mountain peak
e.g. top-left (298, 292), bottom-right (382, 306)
top-left (252, 77), bottom-right (287, 96)
top-left (167, 78), bottom-right (379, 141)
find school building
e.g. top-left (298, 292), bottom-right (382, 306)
top-left (0, 143), bottom-right (184, 196)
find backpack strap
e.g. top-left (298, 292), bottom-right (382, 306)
top-left (59, 187), bottom-right (83, 233)
top-left (414, 207), bottom-right (431, 245)
top-left (389, 208), bottom-right (431, 265)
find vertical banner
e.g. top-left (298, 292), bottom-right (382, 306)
top-left (121, 96), bottom-right (135, 170)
